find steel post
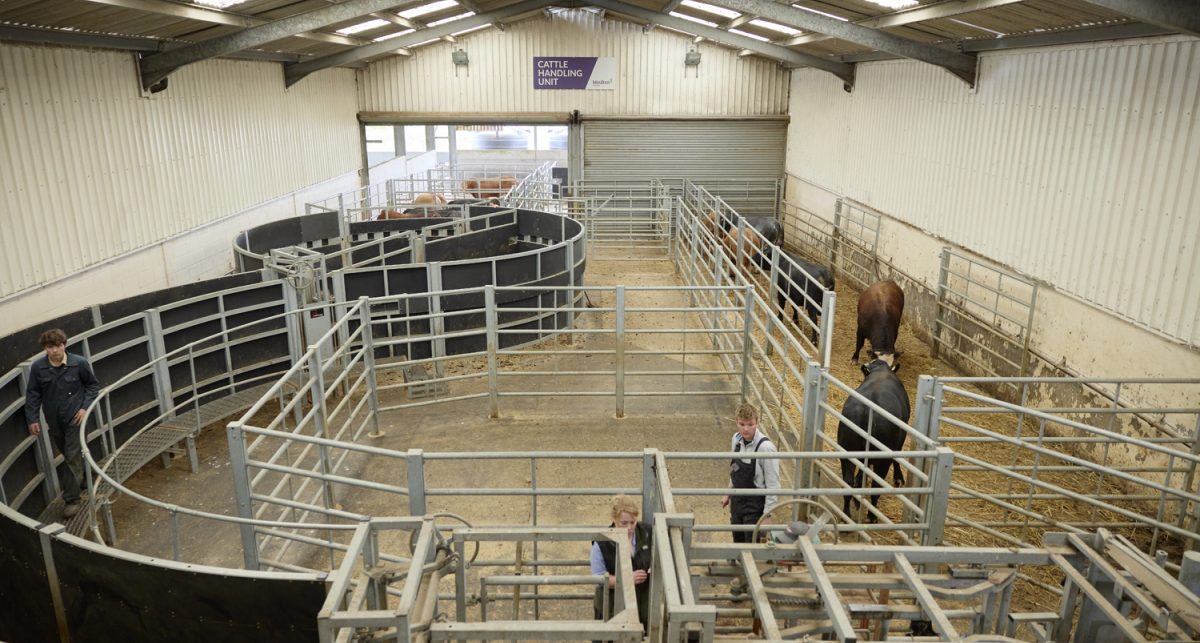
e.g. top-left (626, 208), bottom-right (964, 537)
top-left (933, 247), bottom-right (951, 360)
top-left (642, 449), bottom-right (658, 519)
top-left (358, 297), bottom-right (383, 438)
top-left (615, 285), bottom-right (626, 418)
top-left (766, 246), bottom-right (780, 358)
top-left (820, 289), bottom-right (836, 368)
top-left (427, 262), bottom-right (446, 380)
top-left (923, 446), bottom-right (955, 546)
top-left (799, 361), bottom-right (824, 491)
top-left (307, 348), bottom-right (336, 515)
top-left (485, 286), bottom-right (500, 418)
top-left (407, 449), bottom-right (427, 516)
top-left (225, 421), bottom-right (260, 569)
top-left (740, 286), bottom-right (755, 400)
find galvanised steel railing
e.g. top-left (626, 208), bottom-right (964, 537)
top-left (915, 374), bottom-right (1200, 569)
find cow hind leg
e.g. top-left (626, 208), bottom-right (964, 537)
top-left (840, 458), bottom-right (859, 517)
top-left (851, 327), bottom-right (866, 363)
top-left (866, 459), bottom-right (894, 523)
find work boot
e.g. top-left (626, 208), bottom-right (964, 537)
top-left (63, 501), bottom-right (81, 518)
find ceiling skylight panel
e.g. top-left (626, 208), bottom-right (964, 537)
top-left (452, 24), bottom-right (491, 36)
top-left (192, 0), bottom-right (249, 8)
top-left (400, 0), bottom-right (460, 19)
top-left (865, 0), bottom-right (918, 8)
top-left (428, 12), bottom-right (475, 26)
top-left (337, 18), bottom-right (389, 35)
top-left (680, 0), bottom-right (740, 19)
top-left (749, 19), bottom-right (799, 35)
top-left (373, 29), bottom-right (416, 41)
top-left (790, 4), bottom-right (848, 21)
top-left (729, 28), bottom-right (768, 41)
top-left (670, 12), bottom-right (719, 28)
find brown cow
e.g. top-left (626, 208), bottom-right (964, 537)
top-left (721, 225), bottom-right (767, 274)
top-left (463, 176), bottom-right (516, 199)
top-left (852, 280), bottom-right (904, 365)
top-left (413, 192), bottom-right (447, 205)
top-left (375, 193), bottom-right (448, 219)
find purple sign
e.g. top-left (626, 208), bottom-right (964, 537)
top-left (533, 57), bottom-right (616, 90)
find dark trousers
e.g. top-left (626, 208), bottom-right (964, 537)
top-left (730, 499), bottom-right (764, 543)
top-left (48, 422), bottom-right (84, 503)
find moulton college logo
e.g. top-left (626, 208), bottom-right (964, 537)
top-left (533, 57), bottom-right (617, 90)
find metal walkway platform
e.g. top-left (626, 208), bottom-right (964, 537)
top-left (39, 383), bottom-right (276, 538)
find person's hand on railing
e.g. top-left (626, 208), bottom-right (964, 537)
top-left (28, 421), bottom-right (40, 436)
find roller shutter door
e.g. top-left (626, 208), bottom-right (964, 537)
top-left (582, 120), bottom-right (786, 183)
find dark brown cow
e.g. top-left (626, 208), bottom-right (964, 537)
top-left (463, 176), bottom-right (517, 199)
top-left (851, 279), bottom-right (904, 365)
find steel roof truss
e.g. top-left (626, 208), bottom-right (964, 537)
top-left (138, 0), bottom-right (407, 91)
top-left (589, 0), bottom-right (856, 87)
top-left (284, 0), bottom-right (556, 87)
top-left (780, 0), bottom-right (1024, 47)
top-left (1073, 0), bottom-right (1200, 37)
top-left (703, 0), bottom-right (977, 86)
top-left (79, 0), bottom-right (367, 47)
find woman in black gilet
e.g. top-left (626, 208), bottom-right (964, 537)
top-left (590, 494), bottom-right (653, 638)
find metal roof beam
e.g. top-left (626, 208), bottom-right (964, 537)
top-left (0, 24), bottom-right (306, 63)
top-left (833, 21), bottom-right (1175, 61)
top-left (1073, 0), bottom-right (1200, 37)
top-left (455, 0), bottom-right (505, 32)
top-left (284, 0), bottom-right (557, 87)
top-left (780, 0), bottom-right (1023, 46)
top-left (704, 0), bottom-right (977, 85)
top-left (138, 0), bottom-right (406, 90)
top-left (589, 0), bottom-right (856, 86)
top-left (722, 14), bottom-right (756, 30)
top-left (79, 0), bottom-right (367, 47)
top-left (371, 11), bottom-right (424, 30)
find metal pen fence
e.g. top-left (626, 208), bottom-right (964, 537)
top-left (692, 178), bottom-right (781, 219)
top-left (677, 187), bottom-right (836, 367)
top-left (564, 179), bottom-right (672, 259)
top-left (933, 247), bottom-right (1039, 385)
top-left (916, 374), bottom-right (1200, 568)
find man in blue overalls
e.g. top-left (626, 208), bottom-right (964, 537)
top-left (24, 329), bottom-right (101, 518)
top-left (720, 403), bottom-right (781, 543)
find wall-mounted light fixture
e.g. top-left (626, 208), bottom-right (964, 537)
top-left (452, 48), bottom-right (469, 66)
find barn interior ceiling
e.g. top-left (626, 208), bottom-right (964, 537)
top-left (0, 0), bottom-right (1195, 91)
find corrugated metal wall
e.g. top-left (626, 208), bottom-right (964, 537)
top-left (359, 9), bottom-right (789, 116)
top-left (787, 36), bottom-right (1200, 346)
top-left (583, 120), bottom-right (785, 182)
top-left (0, 44), bottom-right (361, 298)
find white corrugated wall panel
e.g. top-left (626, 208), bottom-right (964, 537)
top-left (0, 43), bottom-right (360, 298)
top-left (359, 9), bottom-right (789, 116)
top-left (787, 36), bottom-right (1200, 346)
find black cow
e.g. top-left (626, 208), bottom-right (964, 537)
top-left (836, 357), bottom-right (910, 521)
top-left (775, 252), bottom-right (834, 343)
top-left (851, 279), bottom-right (904, 365)
top-left (440, 197), bottom-right (501, 217)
